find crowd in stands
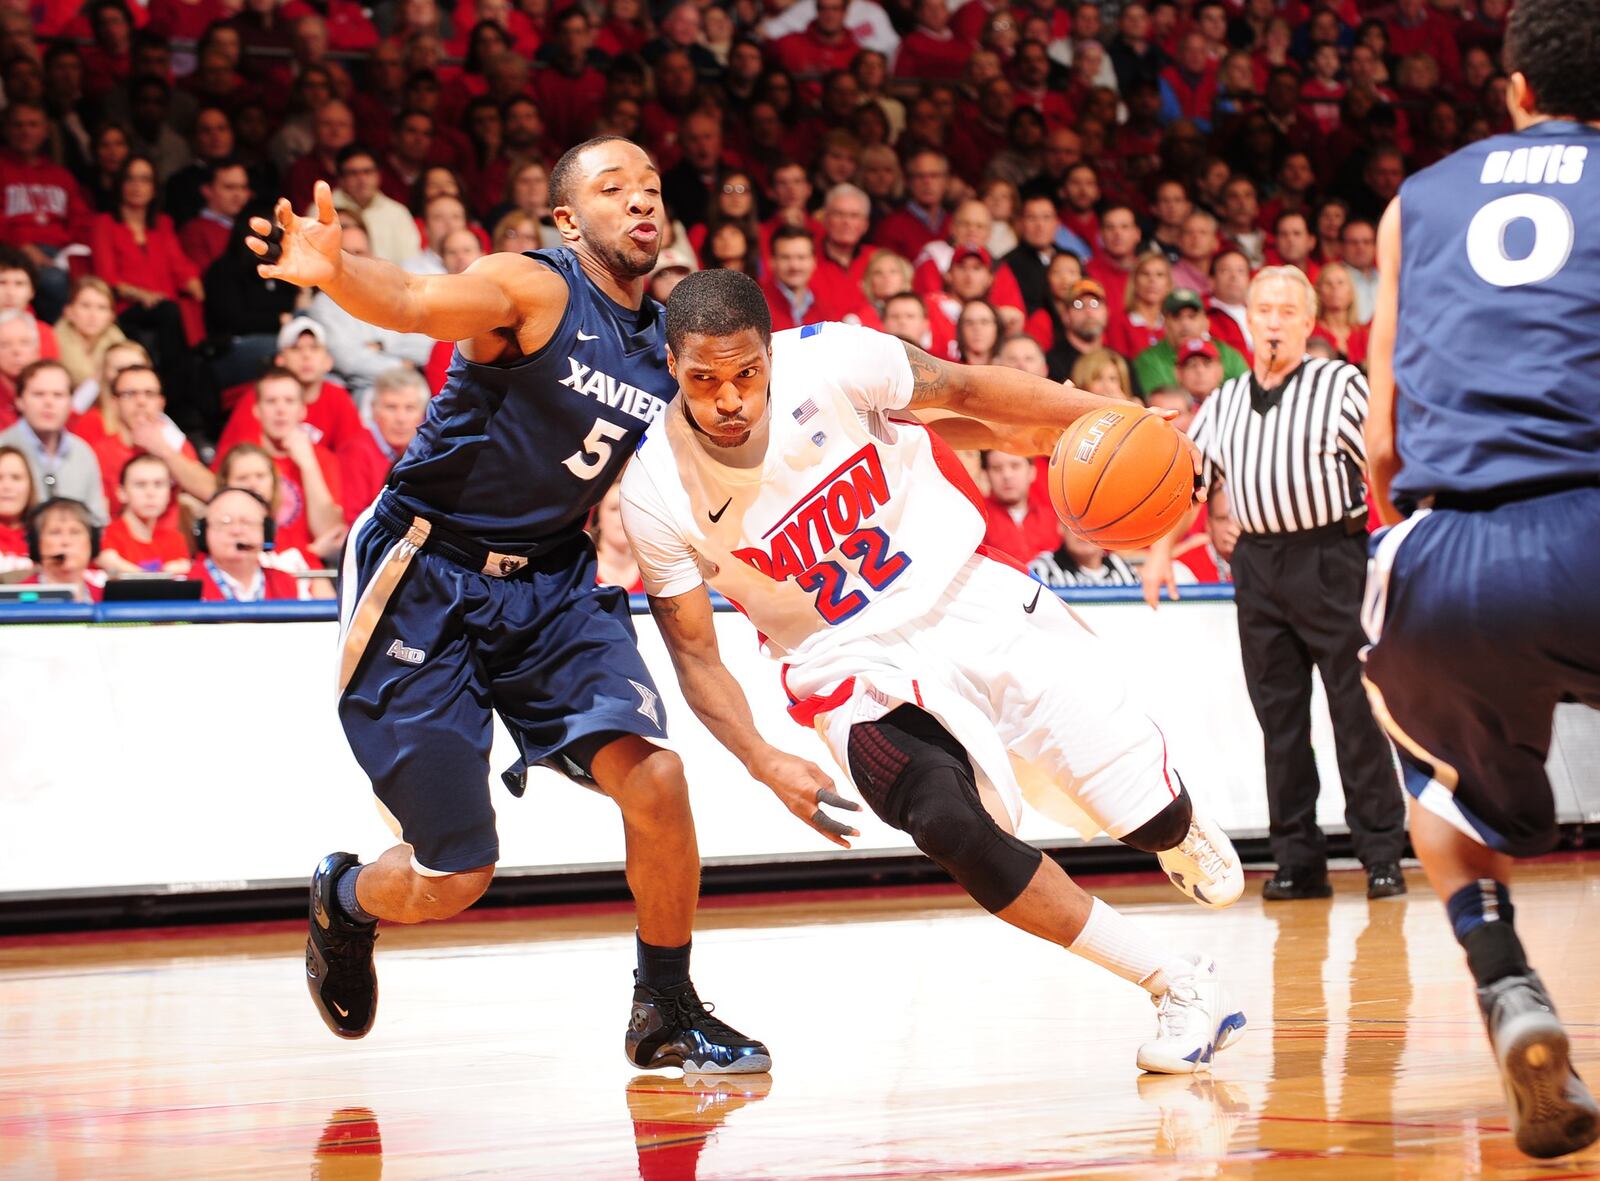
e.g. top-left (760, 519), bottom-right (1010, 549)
top-left (0, 0), bottom-right (1511, 600)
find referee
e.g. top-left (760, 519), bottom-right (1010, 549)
top-left (1143, 266), bottom-right (1406, 901)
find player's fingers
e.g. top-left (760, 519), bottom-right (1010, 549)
top-left (256, 263), bottom-right (281, 279)
top-left (248, 216), bottom-right (273, 236)
top-left (314, 180), bottom-right (337, 224)
top-left (275, 196), bottom-right (297, 230)
top-left (816, 786), bottom-right (862, 812)
top-left (809, 809), bottom-right (858, 844)
top-left (245, 235), bottom-right (267, 256)
top-left (1166, 574), bottom-right (1181, 603)
top-left (1148, 407), bottom-right (1180, 421)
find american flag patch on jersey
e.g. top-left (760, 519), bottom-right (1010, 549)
top-left (793, 398), bottom-right (818, 424)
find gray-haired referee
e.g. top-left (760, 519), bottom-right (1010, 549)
top-left (1143, 266), bottom-right (1405, 901)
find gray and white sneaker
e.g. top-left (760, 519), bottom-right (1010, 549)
top-left (1479, 973), bottom-right (1600, 1159)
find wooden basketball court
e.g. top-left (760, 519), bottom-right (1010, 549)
top-left (4, 857), bottom-right (1598, 1179)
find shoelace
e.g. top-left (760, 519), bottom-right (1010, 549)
top-left (1178, 824), bottom-right (1228, 878)
top-left (1154, 978), bottom-right (1201, 1039)
top-left (665, 988), bottom-right (748, 1042)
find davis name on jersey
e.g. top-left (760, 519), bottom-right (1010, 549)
top-left (621, 322), bottom-right (987, 658)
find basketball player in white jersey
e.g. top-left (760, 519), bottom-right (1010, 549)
top-left (621, 270), bottom-right (1246, 1073)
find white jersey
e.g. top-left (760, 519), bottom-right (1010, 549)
top-left (620, 323), bottom-right (987, 662)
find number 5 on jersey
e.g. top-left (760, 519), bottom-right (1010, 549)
top-left (563, 417), bottom-right (630, 479)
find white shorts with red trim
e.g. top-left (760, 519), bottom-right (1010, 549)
top-left (782, 552), bottom-right (1179, 839)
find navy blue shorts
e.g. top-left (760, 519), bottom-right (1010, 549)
top-left (335, 506), bottom-right (668, 874)
top-left (1363, 486), bottom-right (1600, 856)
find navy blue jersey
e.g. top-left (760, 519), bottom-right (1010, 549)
top-left (386, 248), bottom-right (674, 551)
top-left (1392, 120), bottom-right (1600, 501)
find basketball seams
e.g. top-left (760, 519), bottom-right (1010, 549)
top-left (1078, 429), bottom-right (1184, 537)
top-left (1074, 411), bottom-right (1152, 525)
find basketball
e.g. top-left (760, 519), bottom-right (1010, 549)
top-left (1045, 406), bottom-right (1195, 551)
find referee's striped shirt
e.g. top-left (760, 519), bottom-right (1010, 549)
top-left (1188, 356), bottom-right (1369, 535)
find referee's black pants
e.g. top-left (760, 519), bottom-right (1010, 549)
top-left (1231, 525), bottom-right (1405, 873)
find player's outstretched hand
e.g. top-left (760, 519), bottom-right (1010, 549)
top-left (750, 749), bottom-right (862, 848)
top-left (245, 181), bottom-right (343, 290)
top-left (1140, 549), bottom-right (1179, 610)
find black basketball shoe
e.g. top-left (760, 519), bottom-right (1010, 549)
top-left (306, 851), bottom-right (379, 1039)
top-left (625, 974), bottom-right (771, 1074)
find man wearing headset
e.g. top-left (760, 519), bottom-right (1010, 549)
top-left (191, 485), bottom-right (330, 601)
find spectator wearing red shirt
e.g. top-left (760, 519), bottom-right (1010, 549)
top-left (191, 485), bottom-right (314, 601)
top-left (1158, 33), bottom-right (1220, 131)
top-left (90, 153), bottom-right (206, 403)
top-left (771, 0), bottom-right (861, 100)
top-left (981, 449), bottom-right (1060, 564)
top-left (881, 291), bottom-right (956, 361)
top-left (911, 201), bottom-right (1027, 333)
top-left (339, 367), bottom-right (430, 516)
top-left (218, 367), bottom-right (347, 564)
top-left (1267, 209), bottom-right (1321, 282)
top-left (1086, 204), bottom-right (1142, 316)
top-left (96, 451), bottom-right (191, 574)
top-left (216, 318), bottom-right (364, 459)
top-left (285, 100), bottom-right (356, 214)
top-left (1298, 45), bottom-right (1346, 136)
top-left (1311, 262), bottom-right (1369, 367)
top-left (0, 444), bottom-right (35, 575)
top-left (761, 226), bottom-right (880, 332)
top-left (1104, 252), bottom-right (1172, 361)
top-left (812, 184), bottom-right (876, 309)
top-left (1058, 164), bottom-right (1103, 255)
top-left (176, 160), bottom-right (252, 274)
top-left (1206, 249), bottom-right (1254, 365)
top-left (90, 363), bottom-right (213, 527)
top-left (533, 9), bottom-right (609, 149)
top-left (1170, 209), bottom-right (1220, 299)
top-left (1387, 0), bottom-right (1461, 84)
top-left (757, 163), bottom-right (823, 263)
top-left (894, 0), bottom-right (974, 82)
top-left (21, 497), bottom-right (105, 602)
top-left (0, 102), bottom-right (93, 322)
top-left (870, 148), bottom-right (952, 264)
top-left (1012, 40), bottom-right (1077, 132)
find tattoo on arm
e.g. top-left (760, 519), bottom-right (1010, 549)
top-left (903, 341), bottom-right (952, 408)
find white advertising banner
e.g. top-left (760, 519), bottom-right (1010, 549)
top-left (0, 602), bottom-right (1355, 897)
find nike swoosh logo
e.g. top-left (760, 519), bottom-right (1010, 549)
top-left (1024, 587), bottom-right (1042, 613)
top-left (333, 1002), bottom-right (350, 1018)
top-left (577, 330), bottom-right (599, 341)
top-left (708, 497), bottom-right (732, 523)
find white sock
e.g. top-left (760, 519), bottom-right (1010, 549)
top-left (1069, 897), bottom-right (1192, 996)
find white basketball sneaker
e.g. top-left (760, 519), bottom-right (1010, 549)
top-left (1157, 813), bottom-right (1244, 909)
top-left (1137, 955), bottom-right (1247, 1075)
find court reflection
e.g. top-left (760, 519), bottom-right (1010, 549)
top-left (626, 1072), bottom-right (773, 1181)
top-left (1261, 895), bottom-right (1414, 1160)
top-left (310, 1106), bottom-right (383, 1181)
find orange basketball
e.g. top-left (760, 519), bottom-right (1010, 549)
top-left (1045, 406), bottom-right (1195, 551)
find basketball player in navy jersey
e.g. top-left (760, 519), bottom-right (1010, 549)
top-left (1364, 0), bottom-right (1600, 1157)
top-left (246, 138), bottom-right (779, 1073)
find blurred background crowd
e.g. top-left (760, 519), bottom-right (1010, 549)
top-left (0, 0), bottom-right (1508, 600)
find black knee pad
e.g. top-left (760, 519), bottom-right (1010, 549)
top-left (848, 706), bottom-right (1042, 913)
top-left (1121, 777), bottom-right (1194, 853)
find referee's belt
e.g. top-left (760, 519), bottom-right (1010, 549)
top-left (1238, 514), bottom-right (1367, 544)
top-left (373, 492), bottom-right (576, 578)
